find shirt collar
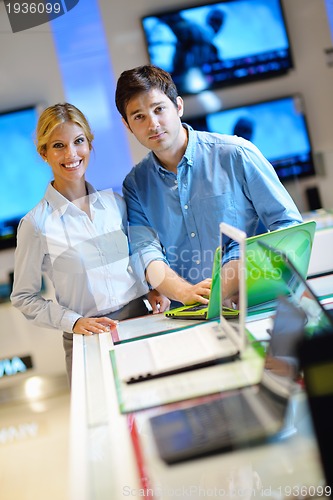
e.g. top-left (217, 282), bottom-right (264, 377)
top-left (86, 182), bottom-right (108, 209)
top-left (182, 123), bottom-right (195, 167)
top-left (44, 181), bottom-right (106, 216)
top-left (151, 123), bottom-right (195, 174)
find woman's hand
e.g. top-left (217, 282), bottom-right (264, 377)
top-left (147, 290), bottom-right (171, 313)
top-left (72, 317), bottom-right (118, 335)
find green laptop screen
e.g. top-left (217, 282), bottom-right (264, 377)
top-left (246, 222), bottom-right (316, 308)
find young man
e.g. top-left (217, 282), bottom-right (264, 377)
top-left (115, 64), bottom-right (303, 305)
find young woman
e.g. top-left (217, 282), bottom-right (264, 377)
top-left (10, 103), bottom-right (169, 383)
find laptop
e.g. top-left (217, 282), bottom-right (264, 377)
top-left (148, 241), bottom-right (332, 464)
top-left (257, 240), bottom-right (333, 336)
top-left (246, 221), bottom-right (316, 308)
top-left (149, 295), bottom-right (299, 464)
top-left (112, 223), bottom-right (248, 384)
top-left (164, 246), bottom-right (238, 320)
top-left (264, 242), bottom-right (333, 492)
top-left (165, 220), bottom-right (316, 318)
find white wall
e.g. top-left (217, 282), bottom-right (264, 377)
top-left (0, 3), bottom-right (65, 114)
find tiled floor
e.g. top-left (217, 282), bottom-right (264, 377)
top-left (0, 376), bottom-right (71, 500)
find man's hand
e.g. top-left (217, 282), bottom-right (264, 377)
top-left (147, 290), bottom-right (171, 313)
top-left (178, 278), bottom-right (212, 305)
top-left (72, 317), bottom-right (118, 336)
top-left (146, 260), bottom-right (212, 305)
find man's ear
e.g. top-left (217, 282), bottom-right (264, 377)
top-left (122, 116), bottom-right (132, 133)
top-left (176, 96), bottom-right (184, 118)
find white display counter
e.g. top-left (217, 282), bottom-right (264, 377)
top-left (70, 314), bottom-right (326, 500)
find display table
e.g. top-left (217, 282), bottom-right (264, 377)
top-left (69, 314), bottom-right (326, 500)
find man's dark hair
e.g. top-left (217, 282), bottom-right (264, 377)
top-left (115, 65), bottom-right (179, 124)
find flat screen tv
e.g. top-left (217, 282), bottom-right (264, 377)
top-left (186, 94), bottom-right (316, 182)
top-left (141, 0), bottom-right (293, 95)
top-left (0, 106), bottom-right (51, 250)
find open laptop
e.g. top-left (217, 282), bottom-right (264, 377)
top-left (258, 240), bottom-right (333, 336)
top-left (165, 220), bottom-right (316, 318)
top-left (149, 295), bottom-right (299, 464)
top-left (112, 223), bottom-right (248, 384)
top-left (263, 241), bottom-right (333, 492)
top-left (253, 241), bottom-right (333, 379)
top-left (164, 246), bottom-right (238, 320)
top-left (246, 221), bottom-right (316, 308)
top-left (148, 240), bottom-right (331, 464)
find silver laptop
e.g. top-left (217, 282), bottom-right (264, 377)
top-left (112, 223), bottom-right (247, 384)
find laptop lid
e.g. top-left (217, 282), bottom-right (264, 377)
top-left (206, 246), bottom-right (221, 319)
top-left (220, 222), bottom-right (247, 353)
top-left (258, 240), bottom-right (333, 336)
top-left (246, 221), bottom-right (316, 308)
top-left (268, 295), bottom-right (306, 361)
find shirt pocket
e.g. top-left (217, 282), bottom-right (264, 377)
top-left (195, 194), bottom-right (237, 240)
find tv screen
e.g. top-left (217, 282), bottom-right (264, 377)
top-left (186, 94), bottom-right (315, 182)
top-left (0, 106), bottom-right (51, 250)
top-left (141, 0), bottom-right (293, 95)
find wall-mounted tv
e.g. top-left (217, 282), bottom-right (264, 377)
top-left (141, 0), bottom-right (293, 95)
top-left (186, 94), bottom-right (316, 182)
top-left (0, 106), bottom-right (51, 250)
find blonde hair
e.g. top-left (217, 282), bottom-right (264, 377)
top-left (36, 103), bottom-right (94, 156)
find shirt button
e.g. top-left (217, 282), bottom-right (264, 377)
top-left (174, 180), bottom-right (178, 184)
top-left (196, 260), bottom-right (200, 265)
top-left (191, 232), bottom-right (196, 238)
top-left (184, 204), bottom-right (188, 210)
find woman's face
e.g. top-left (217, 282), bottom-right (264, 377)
top-left (43, 121), bottom-right (90, 187)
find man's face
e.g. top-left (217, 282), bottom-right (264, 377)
top-left (123, 88), bottom-right (184, 155)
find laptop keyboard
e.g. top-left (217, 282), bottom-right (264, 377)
top-left (182, 304), bottom-right (207, 312)
top-left (183, 393), bottom-right (262, 444)
top-left (148, 327), bottom-right (224, 370)
top-left (150, 391), bottom-right (267, 463)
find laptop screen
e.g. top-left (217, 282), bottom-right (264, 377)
top-left (246, 221), bottom-right (316, 308)
top-left (258, 241), bottom-right (333, 336)
top-left (220, 223), bottom-right (247, 351)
